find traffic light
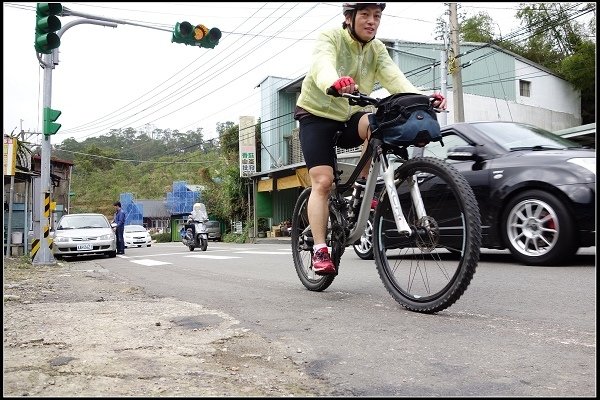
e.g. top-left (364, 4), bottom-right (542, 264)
top-left (43, 107), bottom-right (61, 136)
top-left (199, 27), bottom-right (222, 49)
top-left (35, 3), bottom-right (63, 54)
top-left (171, 21), bottom-right (221, 48)
top-left (171, 21), bottom-right (194, 44)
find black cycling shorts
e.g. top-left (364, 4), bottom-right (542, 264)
top-left (296, 109), bottom-right (367, 170)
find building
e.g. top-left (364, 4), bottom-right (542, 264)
top-left (4, 152), bottom-right (73, 255)
top-left (247, 39), bottom-right (584, 236)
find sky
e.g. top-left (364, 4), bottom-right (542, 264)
top-left (3, 2), bottom-right (525, 146)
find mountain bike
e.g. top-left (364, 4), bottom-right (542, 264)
top-left (291, 91), bottom-right (481, 313)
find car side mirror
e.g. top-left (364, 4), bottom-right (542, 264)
top-left (447, 145), bottom-right (478, 161)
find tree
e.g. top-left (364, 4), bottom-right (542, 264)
top-left (460, 12), bottom-right (495, 43)
top-left (217, 121), bottom-right (238, 159)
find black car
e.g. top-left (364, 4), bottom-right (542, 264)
top-left (356, 121), bottom-right (595, 265)
top-left (414, 121), bottom-right (596, 265)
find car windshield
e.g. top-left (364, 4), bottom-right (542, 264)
top-left (471, 122), bottom-right (583, 152)
top-left (124, 225), bottom-right (146, 233)
top-left (58, 215), bottom-right (109, 229)
top-left (206, 221), bottom-right (219, 228)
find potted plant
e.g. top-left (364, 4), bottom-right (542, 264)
top-left (257, 218), bottom-right (269, 238)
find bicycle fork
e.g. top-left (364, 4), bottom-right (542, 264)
top-left (379, 154), bottom-right (427, 237)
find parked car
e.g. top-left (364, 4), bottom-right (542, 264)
top-left (205, 220), bottom-right (222, 242)
top-left (52, 213), bottom-right (116, 259)
top-left (358, 121), bottom-right (595, 266)
top-left (124, 224), bottom-right (152, 248)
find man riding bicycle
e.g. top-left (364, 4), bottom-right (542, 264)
top-left (294, 2), bottom-right (447, 275)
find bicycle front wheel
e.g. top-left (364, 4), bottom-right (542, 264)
top-left (373, 157), bottom-right (481, 313)
top-left (291, 187), bottom-right (336, 292)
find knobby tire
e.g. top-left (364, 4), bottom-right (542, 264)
top-left (373, 157), bottom-right (481, 313)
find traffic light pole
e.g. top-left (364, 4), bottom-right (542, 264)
top-left (31, 3), bottom-right (220, 265)
top-left (32, 51), bottom-right (57, 265)
top-left (32, 17), bottom-right (118, 265)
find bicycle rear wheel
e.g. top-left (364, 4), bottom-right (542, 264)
top-left (373, 157), bottom-right (481, 313)
top-left (291, 188), bottom-right (336, 291)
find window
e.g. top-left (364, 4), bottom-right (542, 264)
top-left (519, 80), bottom-right (531, 97)
top-left (422, 133), bottom-right (470, 163)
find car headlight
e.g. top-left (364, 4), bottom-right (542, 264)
top-left (98, 234), bottom-right (113, 240)
top-left (54, 236), bottom-right (69, 243)
top-left (568, 157), bottom-right (596, 175)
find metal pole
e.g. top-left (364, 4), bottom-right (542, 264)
top-left (6, 175), bottom-right (15, 257)
top-left (449, 3), bottom-right (465, 122)
top-left (439, 49), bottom-right (448, 126)
top-left (32, 51), bottom-right (56, 265)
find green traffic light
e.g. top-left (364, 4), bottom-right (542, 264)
top-left (200, 27), bottom-right (222, 48)
top-left (43, 107), bottom-right (61, 135)
top-left (172, 21), bottom-right (221, 49)
top-left (36, 2), bottom-right (63, 16)
top-left (35, 3), bottom-right (63, 54)
top-left (172, 21), bottom-right (194, 44)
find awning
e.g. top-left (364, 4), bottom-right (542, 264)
top-left (276, 167), bottom-right (310, 190)
top-left (257, 178), bottom-right (273, 192)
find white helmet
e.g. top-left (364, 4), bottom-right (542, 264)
top-left (342, 3), bottom-right (386, 15)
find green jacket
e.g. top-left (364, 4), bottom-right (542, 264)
top-left (297, 27), bottom-right (423, 122)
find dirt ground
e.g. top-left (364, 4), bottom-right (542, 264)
top-left (3, 257), bottom-right (340, 397)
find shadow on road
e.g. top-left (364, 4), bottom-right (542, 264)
top-left (479, 251), bottom-right (596, 267)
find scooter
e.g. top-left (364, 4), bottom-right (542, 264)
top-left (181, 203), bottom-right (209, 252)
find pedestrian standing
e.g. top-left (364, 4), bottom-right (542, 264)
top-left (112, 201), bottom-right (126, 255)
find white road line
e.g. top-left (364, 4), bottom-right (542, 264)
top-left (234, 251), bottom-right (291, 255)
top-left (185, 255), bottom-right (241, 259)
top-left (130, 259), bottom-right (172, 266)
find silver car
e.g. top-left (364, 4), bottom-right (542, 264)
top-left (205, 220), bottom-right (222, 242)
top-left (53, 213), bottom-right (117, 259)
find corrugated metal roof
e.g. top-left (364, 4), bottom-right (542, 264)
top-left (136, 199), bottom-right (170, 218)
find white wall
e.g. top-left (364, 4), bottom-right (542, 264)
top-left (442, 92), bottom-right (582, 131)
top-left (513, 59), bottom-right (581, 116)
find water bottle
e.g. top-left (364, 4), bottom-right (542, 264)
top-left (349, 180), bottom-right (365, 221)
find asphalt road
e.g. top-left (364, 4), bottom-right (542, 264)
top-left (92, 241), bottom-right (596, 397)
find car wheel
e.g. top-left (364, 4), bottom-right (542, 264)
top-left (502, 189), bottom-right (577, 266)
top-left (108, 251), bottom-right (117, 258)
top-left (353, 216), bottom-right (374, 260)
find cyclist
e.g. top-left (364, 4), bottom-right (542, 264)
top-left (294, 2), bottom-right (447, 275)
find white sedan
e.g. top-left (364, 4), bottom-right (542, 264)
top-left (123, 225), bottom-right (152, 248)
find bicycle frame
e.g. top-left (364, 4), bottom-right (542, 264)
top-left (333, 135), bottom-right (417, 246)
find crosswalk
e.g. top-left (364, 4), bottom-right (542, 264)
top-left (121, 246), bottom-right (293, 266)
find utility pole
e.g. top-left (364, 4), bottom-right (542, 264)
top-left (437, 19), bottom-right (450, 127)
top-left (449, 3), bottom-right (465, 122)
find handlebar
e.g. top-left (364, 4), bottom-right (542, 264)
top-left (327, 86), bottom-right (445, 112)
top-left (326, 87), bottom-right (379, 107)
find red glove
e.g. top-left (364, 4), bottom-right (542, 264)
top-left (430, 92), bottom-right (445, 103)
top-left (430, 92), bottom-right (446, 110)
top-left (332, 76), bottom-right (355, 91)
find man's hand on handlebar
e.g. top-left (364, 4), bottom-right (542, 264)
top-left (330, 76), bottom-right (358, 95)
top-left (430, 92), bottom-right (447, 110)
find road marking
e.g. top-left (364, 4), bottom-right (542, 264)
top-left (185, 255), bottom-right (241, 259)
top-left (234, 251), bottom-right (291, 255)
top-left (130, 259), bottom-right (172, 266)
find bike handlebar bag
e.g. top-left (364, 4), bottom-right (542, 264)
top-left (369, 93), bottom-right (442, 147)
